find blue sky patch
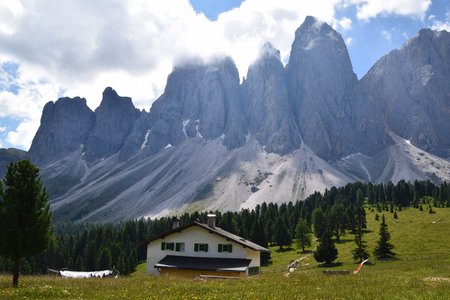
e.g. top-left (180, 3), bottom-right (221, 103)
top-left (190, 0), bottom-right (243, 20)
top-left (1, 61), bottom-right (21, 95)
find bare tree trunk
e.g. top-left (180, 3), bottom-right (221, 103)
top-left (12, 257), bottom-right (20, 288)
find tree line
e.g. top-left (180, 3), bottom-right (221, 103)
top-left (1, 175), bottom-right (449, 277)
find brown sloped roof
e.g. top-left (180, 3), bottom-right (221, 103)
top-left (145, 221), bottom-right (269, 252)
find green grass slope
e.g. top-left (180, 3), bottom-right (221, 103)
top-left (1, 207), bottom-right (449, 299)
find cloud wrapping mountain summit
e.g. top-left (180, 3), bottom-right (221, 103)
top-left (5, 16), bottom-right (449, 222)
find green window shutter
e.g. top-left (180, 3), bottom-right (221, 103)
top-left (176, 243), bottom-right (180, 252)
top-left (205, 244), bottom-right (208, 252)
top-left (218, 244), bottom-right (223, 252)
top-left (161, 242), bottom-right (166, 250)
top-left (229, 244), bottom-right (233, 253)
top-left (194, 243), bottom-right (199, 252)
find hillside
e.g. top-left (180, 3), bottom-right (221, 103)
top-left (1, 207), bottom-right (449, 299)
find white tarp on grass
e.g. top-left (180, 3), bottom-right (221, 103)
top-left (59, 270), bottom-right (113, 278)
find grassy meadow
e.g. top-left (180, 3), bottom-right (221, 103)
top-left (1, 206), bottom-right (450, 299)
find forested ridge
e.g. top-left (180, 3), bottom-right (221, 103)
top-left (1, 179), bottom-right (449, 275)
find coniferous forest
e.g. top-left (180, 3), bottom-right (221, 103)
top-left (0, 179), bottom-right (449, 275)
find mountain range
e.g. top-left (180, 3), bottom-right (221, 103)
top-left (2, 16), bottom-right (450, 222)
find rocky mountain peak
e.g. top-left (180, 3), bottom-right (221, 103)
top-left (145, 56), bottom-right (246, 153)
top-left (29, 96), bottom-right (95, 163)
top-left (98, 87), bottom-right (135, 111)
top-left (293, 16), bottom-right (342, 48)
top-left (243, 43), bottom-right (300, 155)
top-left (84, 87), bottom-right (140, 160)
top-left (258, 42), bottom-right (281, 61)
top-left (362, 27), bottom-right (450, 158)
top-left (286, 16), bottom-right (360, 160)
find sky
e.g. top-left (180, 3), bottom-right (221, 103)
top-left (0, 0), bottom-right (449, 151)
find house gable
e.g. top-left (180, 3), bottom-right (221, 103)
top-left (145, 221), bottom-right (269, 252)
top-left (146, 222), bottom-right (266, 276)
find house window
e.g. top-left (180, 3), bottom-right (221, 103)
top-left (248, 267), bottom-right (260, 276)
top-left (175, 242), bottom-right (185, 252)
top-left (194, 243), bottom-right (208, 252)
top-left (161, 242), bottom-right (175, 251)
top-left (218, 244), bottom-right (233, 253)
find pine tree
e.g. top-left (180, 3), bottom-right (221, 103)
top-left (312, 208), bottom-right (326, 239)
top-left (274, 217), bottom-right (291, 250)
top-left (413, 190), bottom-right (419, 208)
top-left (295, 218), bottom-right (312, 252)
top-left (84, 241), bottom-right (97, 271)
top-left (96, 247), bottom-right (112, 270)
top-left (352, 223), bottom-right (369, 263)
top-left (329, 203), bottom-right (346, 242)
top-left (0, 160), bottom-right (52, 287)
top-left (117, 251), bottom-right (130, 275)
top-left (313, 230), bottom-right (338, 265)
top-left (250, 218), bottom-right (271, 264)
top-left (374, 215), bottom-right (395, 259)
top-left (74, 255), bottom-right (85, 271)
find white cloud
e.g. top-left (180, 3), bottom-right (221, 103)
top-left (430, 11), bottom-right (450, 31)
top-left (0, 0), bottom-right (345, 109)
top-left (0, 0), bottom-right (24, 35)
top-left (337, 17), bottom-right (352, 31)
top-left (0, 126), bottom-right (6, 132)
top-left (345, 37), bottom-right (354, 45)
top-left (6, 118), bottom-right (39, 149)
top-left (348, 0), bottom-right (431, 20)
top-left (381, 30), bottom-right (392, 42)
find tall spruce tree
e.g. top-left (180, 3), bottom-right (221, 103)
top-left (329, 203), bottom-right (346, 242)
top-left (295, 218), bottom-right (312, 252)
top-left (274, 217), bottom-right (291, 250)
top-left (352, 222), bottom-right (369, 263)
top-left (313, 230), bottom-right (338, 265)
top-left (374, 215), bottom-right (395, 259)
top-left (312, 208), bottom-right (326, 239)
top-left (0, 160), bottom-right (52, 287)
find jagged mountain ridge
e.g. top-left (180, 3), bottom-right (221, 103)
top-left (3, 16), bottom-right (449, 222)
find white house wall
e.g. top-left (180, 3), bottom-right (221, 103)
top-left (146, 226), bottom-right (260, 276)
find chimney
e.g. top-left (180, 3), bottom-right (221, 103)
top-left (172, 217), bottom-right (180, 230)
top-left (207, 214), bottom-right (216, 229)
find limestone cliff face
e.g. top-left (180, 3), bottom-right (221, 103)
top-left (84, 87), bottom-right (141, 161)
top-left (144, 57), bottom-right (246, 154)
top-left (29, 97), bottom-right (95, 163)
top-left (243, 42), bottom-right (301, 155)
top-left (286, 16), bottom-right (380, 160)
top-left (362, 29), bottom-right (450, 158)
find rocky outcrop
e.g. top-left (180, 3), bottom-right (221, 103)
top-left (362, 29), bottom-right (450, 158)
top-left (144, 57), bottom-right (246, 153)
top-left (243, 42), bottom-right (301, 154)
top-left (286, 16), bottom-right (387, 160)
top-left (28, 97), bottom-right (95, 163)
top-left (84, 87), bottom-right (140, 161)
